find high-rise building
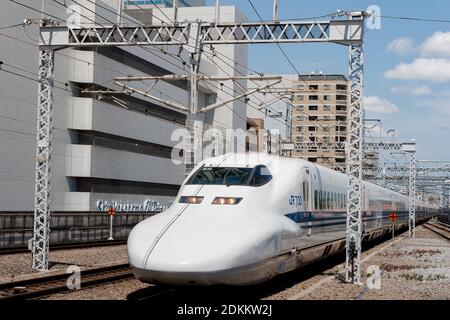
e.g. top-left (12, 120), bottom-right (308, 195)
top-left (0, 0), bottom-right (247, 211)
top-left (290, 74), bottom-right (349, 170)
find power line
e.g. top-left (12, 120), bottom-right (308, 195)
top-left (119, 0), bottom-right (296, 129)
top-left (380, 15), bottom-right (450, 24)
top-left (247, 0), bottom-right (301, 75)
top-left (13, 0), bottom-right (337, 139)
top-left (0, 23), bottom-right (25, 30)
top-left (8, 0), bottom-right (65, 23)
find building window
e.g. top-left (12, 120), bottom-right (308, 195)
top-left (309, 85), bottom-right (319, 91)
top-left (336, 95), bottom-right (347, 101)
top-left (309, 95), bottom-right (319, 101)
top-left (296, 105), bottom-right (305, 111)
top-left (336, 105), bottom-right (346, 112)
top-left (337, 84), bottom-right (348, 91)
top-left (324, 84), bottom-right (331, 90)
top-left (296, 126), bottom-right (303, 132)
top-left (309, 105), bottom-right (318, 111)
top-left (323, 105), bottom-right (331, 111)
top-left (297, 84), bottom-right (305, 90)
top-left (295, 136), bottom-right (303, 142)
top-left (309, 116), bottom-right (318, 121)
top-left (296, 95), bottom-right (304, 100)
top-left (296, 115), bottom-right (304, 121)
top-left (308, 126), bottom-right (316, 132)
top-left (323, 95), bottom-right (330, 101)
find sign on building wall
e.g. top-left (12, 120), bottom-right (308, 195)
top-left (96, 199), bottom-right (171, 213)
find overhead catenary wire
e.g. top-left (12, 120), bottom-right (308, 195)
top-left (129, 0), bottom-right (334, 136)
top-left (9, 0), bottom-right (343, 143)
top-left (1, 7), bottom-right (247, 146)
top-left (94, 0), bottom-right (342, 135)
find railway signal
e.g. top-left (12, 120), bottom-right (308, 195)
top-left (390, 213), bottom-right (398, 238)
top-left (107, 207), bottom-right (116, 241)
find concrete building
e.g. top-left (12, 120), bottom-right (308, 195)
top-left (0, 0), bottom-right (247, 211)
top-left (290, 74), bottom-right (349, 169)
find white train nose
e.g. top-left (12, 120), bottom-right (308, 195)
top-left (128, 207), bottom-right (280, 285)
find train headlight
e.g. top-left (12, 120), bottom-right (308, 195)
top-left (179, 196), bottom-right (204, 204)
top-left (212, 197), bottom-right (243, 205)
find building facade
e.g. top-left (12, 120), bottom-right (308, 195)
top-left (0, 0), bottom-right (247, 211)
top-left (290, 74), bottom-right (349, 169)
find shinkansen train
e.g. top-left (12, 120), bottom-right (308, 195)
top-left (128, 153), bottom-right (437, 285)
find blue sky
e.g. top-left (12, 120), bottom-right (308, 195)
top-left (206, 0), bottom-right (450, 161)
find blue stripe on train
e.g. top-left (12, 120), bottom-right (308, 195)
top-left (284, 211), bottom-right (411, 225)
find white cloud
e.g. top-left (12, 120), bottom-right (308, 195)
top-left (390, 85), bottom-right (406, 93)
top-left (411, 85), bottom-right (432, 95)
top-left (363, 96), bottom-right (399, 114)
top-left (384, 58), bottom-right (450, 83)
top-left (386, 37), bottom-right (415, 55)
top-left (390, 85), bottom-right (432, 95)
top-left (420, 31), bottom-right (450, 57)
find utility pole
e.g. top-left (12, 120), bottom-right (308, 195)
top-left (173, 0), bottom-right (178, 24)
top-left (273, 0), bottom-right (279, 22)
top-left (215, 0), bottom-right (220, 24)
top-left (117, 0), bottom-right (122, 25)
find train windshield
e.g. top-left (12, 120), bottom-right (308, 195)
top-left (187, 165), bottom-right (272, 186)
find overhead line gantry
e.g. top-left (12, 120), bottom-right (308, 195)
top-left (33, 5), bottom-right (367, 285)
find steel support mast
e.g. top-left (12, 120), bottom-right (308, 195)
top-left (344, 21), bottom-right (365, 283)
top-left (408, 151), bottom-right (417, 238)
top-left (32, 48), bottom-right (55, 271)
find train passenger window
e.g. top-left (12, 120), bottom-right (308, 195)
top-left (317, 191), bottom-right (322, 210)
top-left (327, 191), bottom-right (330, 209)
top-left (333, 193), bottom-right (337, 209)
top-left (314, 190), bottom-right (318, 209)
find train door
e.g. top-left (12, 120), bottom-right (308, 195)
top-left (302, 168), bottom-right (313, 235)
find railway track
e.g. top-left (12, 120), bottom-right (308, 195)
top-left (423, 220), bottom-right (450, 240)
top-left (0, 240), bottom-right (127, 255)
top-left (0, 263), bottom-right (133, 300)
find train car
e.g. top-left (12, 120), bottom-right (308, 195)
top-left (128, 153), bottom-right (437, 286)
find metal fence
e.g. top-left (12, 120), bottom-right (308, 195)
top-left (0, 211), bottom-right (157, 249)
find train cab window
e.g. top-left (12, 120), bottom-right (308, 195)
top-left (248, 165), bottom-right (273, 186)
top-left (187, 165), bottom-right (272, 187)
